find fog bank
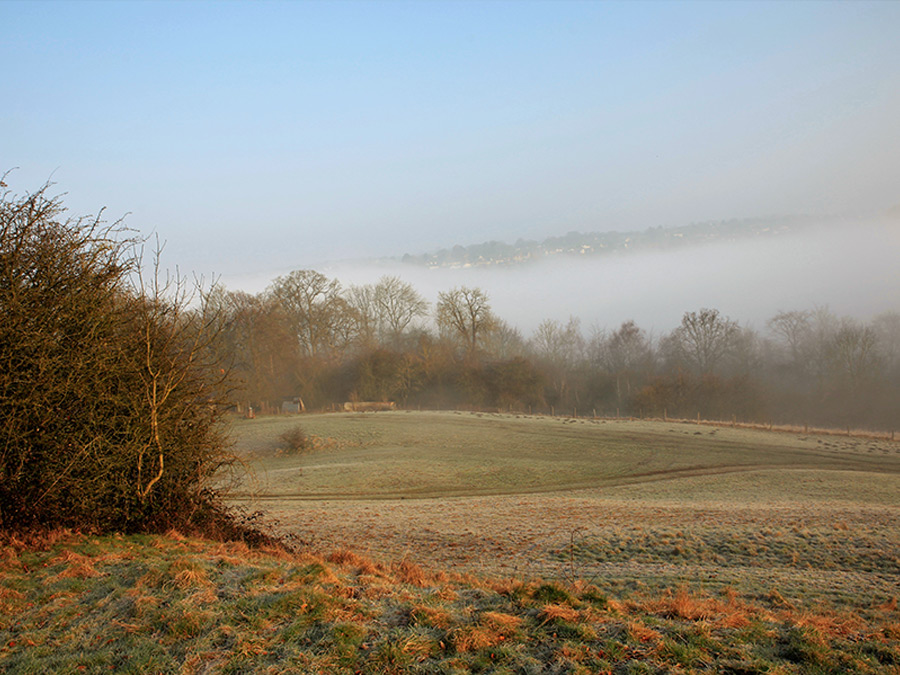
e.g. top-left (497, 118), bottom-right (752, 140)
top-left (223, 219), bottom-right (898, 335)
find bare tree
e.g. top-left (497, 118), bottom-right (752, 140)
top-left (598, 320), bottom-right (653, 404)
top-left (529, 317), bottom-right (584, 406)
top-left (768, 310), bottom-right (812, 365)
top-left (482, 319), bottom-right (527, 360)
top-left (827, 318), bottom-right (879, 393)
top-left (268, 269), bottom-right (355, 359)
top-left (671, 308), bottom-right (738, 374)
top-left (345, 283), bottom-right (378, 348)
top-left (871, 311), bottom-right (900, 374)
top-left (373, 275), bottom-right (429, 342)
top-left (202, 286), bottom-right (298, 409)
top-left (435, 286), bottom-right (496, 355)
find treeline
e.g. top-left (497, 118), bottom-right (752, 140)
top-left (205, 270), bottom-right (900, 431)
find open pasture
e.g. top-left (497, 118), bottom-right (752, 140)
top-left (231, 411), bottom-right (900, 608)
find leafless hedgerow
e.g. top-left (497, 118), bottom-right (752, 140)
top-left (0, 176), bottom-right (236, 533)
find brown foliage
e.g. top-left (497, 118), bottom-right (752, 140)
top-left (0, 180), bottom-right (234, 533)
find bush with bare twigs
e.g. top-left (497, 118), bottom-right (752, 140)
top-left (0, 177), bottom-right (234, 532)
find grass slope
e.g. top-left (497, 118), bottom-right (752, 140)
top-left (2, 531), bottom-right (899, 674)
top-left (230, 412), bottom-right (900, 608)
top-left (231, 412), bottom-right (900, 500)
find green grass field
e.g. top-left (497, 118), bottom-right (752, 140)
top-left (230, 411), bottom-right (900, 500)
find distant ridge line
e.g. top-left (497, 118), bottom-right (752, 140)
top-left (399, 213), bottom-right (839, 269)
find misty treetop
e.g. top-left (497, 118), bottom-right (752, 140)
top-left (206, 266), bottom-right (900, 432)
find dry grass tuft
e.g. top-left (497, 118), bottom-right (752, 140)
top-left (169, 560), bottom-right (211, 589)
top-left (0, 546), bottom-right (20, 571)
top-left (790, 610), bottom-right (864, 638)
top-left (876, 596), bottom-right (897, 612)
top-left (328, 548), bottom-right (380, 575)
top-left (1, 528), bottom-right (75, 553)
top-left (540, 603), bottom-right (581, 624)
top-left (484, 577), bottom-right (525, 596)
top-left (133, 593), bottom-right (161, 616)
top-left (627, 619), bottom-right (663, 645)
top-left (209, 540), bottom-right (252, 565)
top-left (410, 604), bottom-right (454, 629)
top-left (165, 528), bottom-right (188, 541)
top-left (49, 550), bottom-right (101, 579)
top-left (451, 624), bottom-right (507, 652)
top-left (0, 585), bottom-right (25, 614)
top-left (392, 558), bottom-right (429, 587)
top-left (397, 633), bottom-right (438, 661)
top-left (481, 611), bottom-right (523, 634)
top-left (653, 587), bottom-right (716, 620)
top-left (605, 597), bottom-right (628, 615)
top-left (767, 589), bottom-right (794, 610)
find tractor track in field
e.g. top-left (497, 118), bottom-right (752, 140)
top-left (232, 461), bottom-right (895, 501)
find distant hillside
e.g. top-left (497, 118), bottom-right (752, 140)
top-left (400, 215), bottom-right (827, 269)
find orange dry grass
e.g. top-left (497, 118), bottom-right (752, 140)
top-left (627, 620), bottom-right (663, 645)
top-left (787, 610), bottom-right (865, 639)
top-left (451, 624), bottom-right (508, 653)
top-left (0, 546), bottom-right (20, 571)
top-left (876, 597), bottom-right (897, 612)
top-left (327, 548), bottom-right (380, 575)
top-left (169, 561), bottom-right (211, 589)
top-left (210, 541), bottom-right (252, 565)
top-left (0, 585), bottom-right (25, 614)
top-left (411, 604), bottom-right (454, 629)
top-left (49, 550), bottom-right (100, 579)
top-left (480, 611), bottom-right (523, 635)
top-left (540, 603), bottom-right (581, 624)
top-left (0, 528), bottom-right (75, 552)
top-left (396, 633), bottom-right (438, 661)
top-left (392, 558), bottom-right (429, 587)
top-left (651, 587), bottom-right (717, 621)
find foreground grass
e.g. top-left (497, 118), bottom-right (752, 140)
top-left (2, 531), bottom-right (899, 674)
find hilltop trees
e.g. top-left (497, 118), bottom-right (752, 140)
top-left (0, 181), bottom-right (232, 532)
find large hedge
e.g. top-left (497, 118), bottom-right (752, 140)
top-left (0, 181), bottom-right (233, 532)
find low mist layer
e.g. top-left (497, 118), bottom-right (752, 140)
top-left (231, 218), bottom-right (898, 335)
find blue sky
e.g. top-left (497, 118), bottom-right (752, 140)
top-left (3, 0), bottom-right (899, 285)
